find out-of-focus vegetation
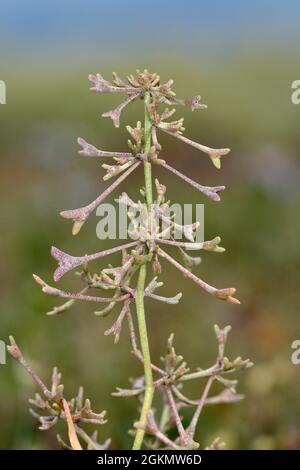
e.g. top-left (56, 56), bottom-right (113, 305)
top-left (1, 52), bottom-right (300, 449)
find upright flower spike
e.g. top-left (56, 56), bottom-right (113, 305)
top-left (12, 69), bottom-right (248, 451)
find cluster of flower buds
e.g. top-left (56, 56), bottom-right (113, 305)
top-left (61, 69), bottom-right (230, 230)
top-left (115, 325), bottom-right (252, 450)
top-left (7, 337), bottom-right (110, 450)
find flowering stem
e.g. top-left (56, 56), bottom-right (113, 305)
top-left (143, 92), bottom-right (153, 208)
top-left (132, 91), bottom-right (154, 450)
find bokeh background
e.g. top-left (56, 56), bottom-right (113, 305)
top-left (1, 0), bottom-right (300, 450)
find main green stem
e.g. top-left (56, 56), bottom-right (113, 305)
top-left (132, 91), bottom-right (154, 450)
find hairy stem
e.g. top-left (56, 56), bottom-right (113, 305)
top-left (132, 91), bottom-right (154, 450)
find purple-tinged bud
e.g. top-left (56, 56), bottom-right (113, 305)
top-left (7, 336), bottom-right (22, 360)
top-left (214, 288), bottom-right (240, 304)
top-left (152, 256), bottom-right (162, 275)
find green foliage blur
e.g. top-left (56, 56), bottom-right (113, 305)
top-left (1, 52), bottom-right (300, 450)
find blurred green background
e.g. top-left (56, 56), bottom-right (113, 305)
top-left (1, 0), bottom-right (300, 450)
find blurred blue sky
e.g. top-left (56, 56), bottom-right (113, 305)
top-left (1, 0), bottom-right (299, 61)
